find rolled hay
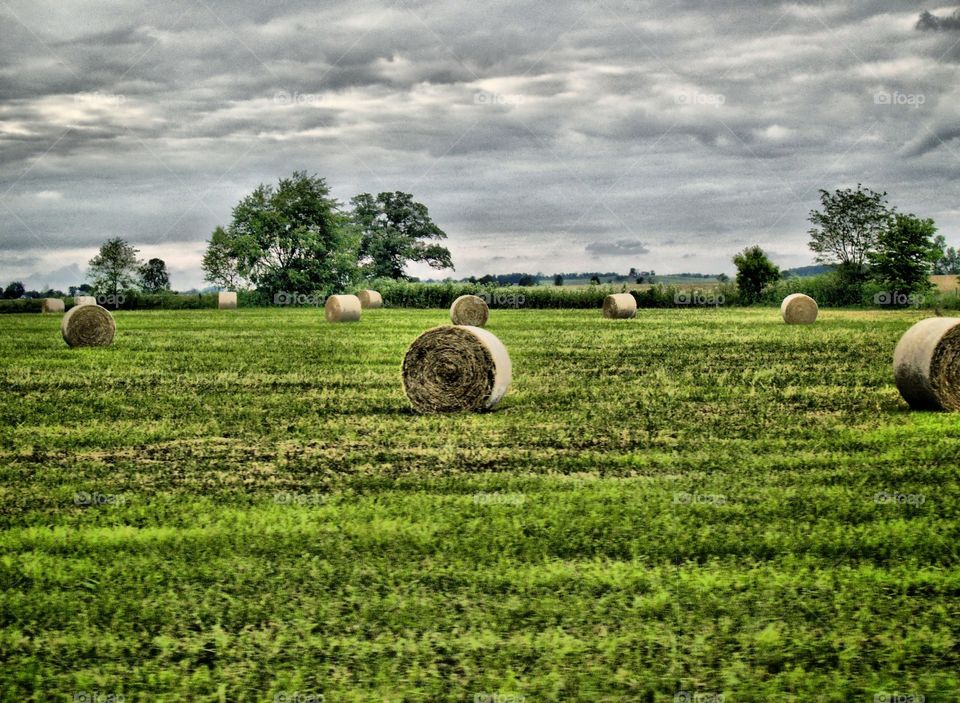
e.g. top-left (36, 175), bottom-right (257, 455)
top-left (74, 295), bottom-right (97, 307)
top-left (893, 317), bottom-right (960, 411)
top-left (402, 325), bottom-right (511, 413)
top-left (41, 298), bottom-right (65, 313)
top-left (357, 289), bottom-right (383, 309)
top-left (325, 294), bottom-right (362, 322)
top-left (781, 293), bottom-right (818, 324)
top-left (218, 291), bottom-right (237, 310)
top-left (61, 304), bottom-right (116, 347)
top-left (449, 294), bottom-right (489, 327)
top-left (602, 293), bottom-right (637, 319)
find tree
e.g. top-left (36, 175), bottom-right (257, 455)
top-left (89, 238), bottom-right (141, 299)
top-left (139, 258), bottom-right (171, 293)
top-left (517, 274), bottom-right (537, 286)
top-left (553, 274), bottom-right (564, 286)
top-left (589, 275), bottom-right (601, 285)
top-left (351, 191), bottom-right (453, 280)
top-left (716, 273), bottom-right (730, 283)
top-left (733, 245), bottom-right (780, 304)
top-left (204, 172), bottom-right (357, 297)
top-left (808, 185), bottom-right (893, 284)
top-left (932, 235), bottom-right (960, 275)
top-left (868, 214), bottom-right (940, 299)
top-left (2, 281), bottom-right (25, 299)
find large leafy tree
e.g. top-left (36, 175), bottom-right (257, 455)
top-left (868, 214), bottom-right (940, 298)
top-left (139, 258), bottom-right (171, 293)
top-left (733, 245), bottom-right (780, 304)
top-left (808, 185), bottom-right (893, 284)
top-left (202, 172), bottom-right (357, 296)
top-left (351, 191), bottom-right (453, 279)
top-left (2, 281), bottom-right (25, 299)
top-left (89, 238), bottom-right (141, 299)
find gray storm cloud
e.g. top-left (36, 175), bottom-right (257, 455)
top-left (1, 1), bottom-right (958, 288)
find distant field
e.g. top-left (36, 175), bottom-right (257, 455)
top-left (931, 274), bottom-right (960, 294)
top-left (2, 308), bottom-right (958, 701)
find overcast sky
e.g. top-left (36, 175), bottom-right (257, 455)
top-left (1, 1), bottom-right (959, 290)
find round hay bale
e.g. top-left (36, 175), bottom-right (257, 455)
top-left (602, 293), bottom-right (637, 319)
top-left (450, 294), bottom-right (489, 326)
top-left (357, 289), bottom-right (383, 309)
top-left (781, 293), bottom-right (818, 324)
top-left (74, 295), bottom-right (97, 307)
top-left (41, 298), bottom-right (65, 313)
top-left (325, 294), bottom-right (362, 322)
top-left (893, 317), bottom-right (960, 411)
top-left (402, 325), bottom-right (511, 413)
top-left (218, 291), bottom-right (237, 310)
top-left (61, 304), bottom-right (115, 347)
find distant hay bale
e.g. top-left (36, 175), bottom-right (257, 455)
top-left (218, 291), bottom-right (237, 310)
top-left (325, 294), bottom-right (362, 322)
top-left (61, 304), bottom-right (115, 347)
top-left (402, 325), bottom-right (511, 413)
top-left (602, 293), bottom-right (636, 319)
top-left (357, 289), bottom-right (383, 308)
top-left (450, 294), bottom-right (489, 326)
top-left (893, 317), bottom-right (960, 411)
top-left (74, 296), bottom-right (96, 307)
top-left (780, 293), bottom-right (818, 324)
top-left (41, 298), bottom-right (64, 313)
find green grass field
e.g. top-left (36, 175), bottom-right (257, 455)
top-left (2, 308), bottom-right (958, 702)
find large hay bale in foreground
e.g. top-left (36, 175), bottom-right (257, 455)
top-left (74, 295), bottom-right (97, 307)
top-left (602, 293), bottom-right (636, 319)
top-left (357, 289), bottom-right (383, 309)
top-left (781, 293), bottom-right (818, 324)
top-left (450, 295), bottom-right (489, 326)
top-left (41, 298), bottom-right (64, 313)
top-left (325, 294), bottom-right (362, 322)
top-left (893, 317), bottom-right (960, 411)
top-left (402, 325), bottom-right (511, 413)
top-left (218, 291), bottom-right (237, 310)
top-left (61, 304), bottom-right (115, 347)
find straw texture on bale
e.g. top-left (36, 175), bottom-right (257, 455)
top-left (41, 298), bottom-right (65, 313)
top-left (893, 317), bottom-right (960, 411)
top-left (218, 291), bottom-right (238, 310)
top-left (449, 295), bottom-right (489, 327)
top-left (357, 289), bottom-right (383, 308)
top-left (602, 293), bottom-right (637, 319)
top-left (74, 295), bottom-right (97, 307)
top-left (325, 294), bottom-right (362, 322)
top-left (402, 325), bottom-right (511, 413)
top-left (61, 304), bottom-right (116, 347)
top-left (780, 293), bottom-right (818, 324)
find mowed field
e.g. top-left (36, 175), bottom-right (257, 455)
top-left (1, 308), bottom-right (959, 702)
